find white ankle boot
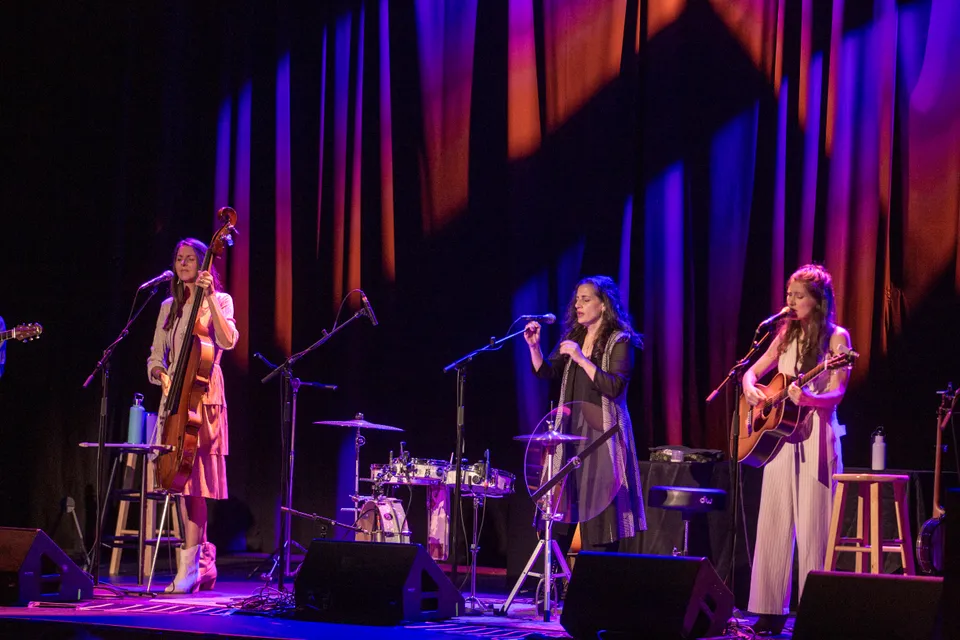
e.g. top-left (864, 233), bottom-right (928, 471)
top-left (165, 544), bottom-right (202, 594)
top-left (198, 542), bottom-right (217, 590)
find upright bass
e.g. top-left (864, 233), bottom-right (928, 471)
top-left (155, 207), bottom-right (238, 492)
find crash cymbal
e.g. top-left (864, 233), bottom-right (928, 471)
top-left (513, 430), bottom-right (585, 443)
top-left (313, 418), bottom-right (403, 432)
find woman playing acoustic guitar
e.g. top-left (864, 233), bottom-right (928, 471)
top-left (743, 264), bottom-right (851, 635)
top-left (147, 238), bottom-right (238, 593)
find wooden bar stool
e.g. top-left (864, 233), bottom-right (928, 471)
top-left (824, 473), bottom-right (915, 575)
top-left (107, 448), bottom-right (184, 582)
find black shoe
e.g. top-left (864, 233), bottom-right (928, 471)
top-left (753, 614), bottom-right (787, 636)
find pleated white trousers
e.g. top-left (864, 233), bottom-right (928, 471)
top-left (748, 414), bottom-right (842, 615)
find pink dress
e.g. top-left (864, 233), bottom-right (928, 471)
top-left (147, 291), bottom-right (238, 499)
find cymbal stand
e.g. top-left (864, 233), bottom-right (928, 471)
top-left (499, 441), bottom-right (571, 622)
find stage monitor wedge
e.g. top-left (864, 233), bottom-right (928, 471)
top-left (793, 571), bottom-right (943, 640)
top-left (0, 527), bottom-right (93, 606)
top-left (560, 552), bottom-right (733, 639)
top-left (294, 539), bottom-right (464, 625)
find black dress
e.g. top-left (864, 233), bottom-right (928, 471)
top-left (535, 338), bottom-right (640, 552)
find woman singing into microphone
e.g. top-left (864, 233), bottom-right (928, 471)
top-left (523, 275), bottom-right (645, 553)
top-left (743, 264), bottom-right (851, 635)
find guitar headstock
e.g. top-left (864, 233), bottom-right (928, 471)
top-left (12, 323), bottom-right (43, 342)
top-left (826, 346), bottom-right (859, 370)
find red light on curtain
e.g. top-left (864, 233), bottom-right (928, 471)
top-left (276, 53), bottom-right (293, 354)
top-left (508, 0), bottom-right (541, 159)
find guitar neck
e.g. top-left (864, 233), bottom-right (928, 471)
top-left (759, 359), bottom-right (830, 411)
top-left (0, 329), bottom-right (11, 343)
top-left (932, 419), bottom-right (944, 519)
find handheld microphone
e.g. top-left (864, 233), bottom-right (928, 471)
top-left (360, 291), bottom-right (379, 326)
top-left (757, 306), bottom-right (796, 328)
top-left (519, 313), bottom-right (557, 325)
top-left (138, 270), bottom-right (174, 290)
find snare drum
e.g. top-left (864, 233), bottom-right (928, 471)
top-left (370, 457), bottom-right (450, 486)
top-left (354, 497), bottom-right (411, 544)
top-left (446, 462), bottom-right (515, 497)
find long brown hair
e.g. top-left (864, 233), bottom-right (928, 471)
top-left (776, 263), bottom-right (836, 370)
top-left (560, 275), bottom-right (643, 357)
top-left (162, 238), bottom-right (223, 331)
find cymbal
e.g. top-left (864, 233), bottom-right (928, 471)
top-left (313, 419), bottom-right (403, 432)
top-left (513, 430), bottom-right (585, 443)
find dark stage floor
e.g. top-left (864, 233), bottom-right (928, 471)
top-left (0, 553), bottom-right (793, 639)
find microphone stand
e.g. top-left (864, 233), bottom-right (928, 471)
top-left (442, 326), bottom-right (527, 585)
top-left (81, 284), bottom-right (164, 586)
top-left (705, 324), bottom-right (771, 600)
top-left (258, 308), bottom-right (367, 592)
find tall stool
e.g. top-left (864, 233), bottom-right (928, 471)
top-left (824, 473), bottom-right (915, 575)
top-left (648, 486), bottom-right (728, 556)
top-left (81, 442), bottom-right (182, 585)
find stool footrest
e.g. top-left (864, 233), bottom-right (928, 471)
top-left (833, 544), bottom-right (910, 553)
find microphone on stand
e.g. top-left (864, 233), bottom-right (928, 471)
top-left (138, 270), bottom-right (174, 290)
top-left (519, 313), bottom-right (557, 324)
top-left (360, 291), bottom-right (379, 326)
top-left (757, 306), bottom-right (796, 329)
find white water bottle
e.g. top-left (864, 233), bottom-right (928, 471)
top-left (871, 427), bottom-right (886, 471)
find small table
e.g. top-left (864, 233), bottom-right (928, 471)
top-left (79, 442), bottom-right (173, 585)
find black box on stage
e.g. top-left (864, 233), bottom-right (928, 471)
top-left (0, 527), bottom-right (93, 605)
top-left (793, 571), bottom-right (942, 640)
top-left (293, 539), bottom-right (464, 624)
top-left (560, 552), bottom-right (733, 639)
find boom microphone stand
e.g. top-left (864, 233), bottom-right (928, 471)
top-left (252, 353), bottom-right (336, 586)
top-left (81, 283), bottom-right (164, 586)
top-left (443, 325), bottom-right (528, 585)
top-left (705, 322), bottom-right (772, 597)
top-left (258, 296), bottom-right (374, 591)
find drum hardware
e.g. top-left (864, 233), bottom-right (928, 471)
top-left (354, 497), bottom-right (412, 544)
top-left (460, 449), bottom-right (515, 614)
top-left (314, 414), bottom-right (404, 529)
top-left (500, 429), bottom-right (586, 622)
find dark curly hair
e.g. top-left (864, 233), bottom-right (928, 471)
top-left (560, 275), bottom-right (643, 357)
top-left (776, 263), bottom-right (836, 369)
top-left (163, 238), bottom-right (223, 331)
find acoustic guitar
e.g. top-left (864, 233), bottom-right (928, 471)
top-left (735, 347), bottom-right (858, 467)
top-left (0, 323), bottom-right (43, 344)
top-left (916, 385), bottom-right (953, 574)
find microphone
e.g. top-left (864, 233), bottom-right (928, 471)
top-left (138, 270), bottom-right (174, 290)
top-left (360, 291), bottom-right (379, 326)
top-left (519, 313), bottom-right (557, 325)
top-left (757, 306), bottom-right (795, 328)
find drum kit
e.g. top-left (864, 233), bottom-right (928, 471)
top-left (309, 406), bottom-right (595, 621)
top-left (312, 415), bottom-right (517, 613)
